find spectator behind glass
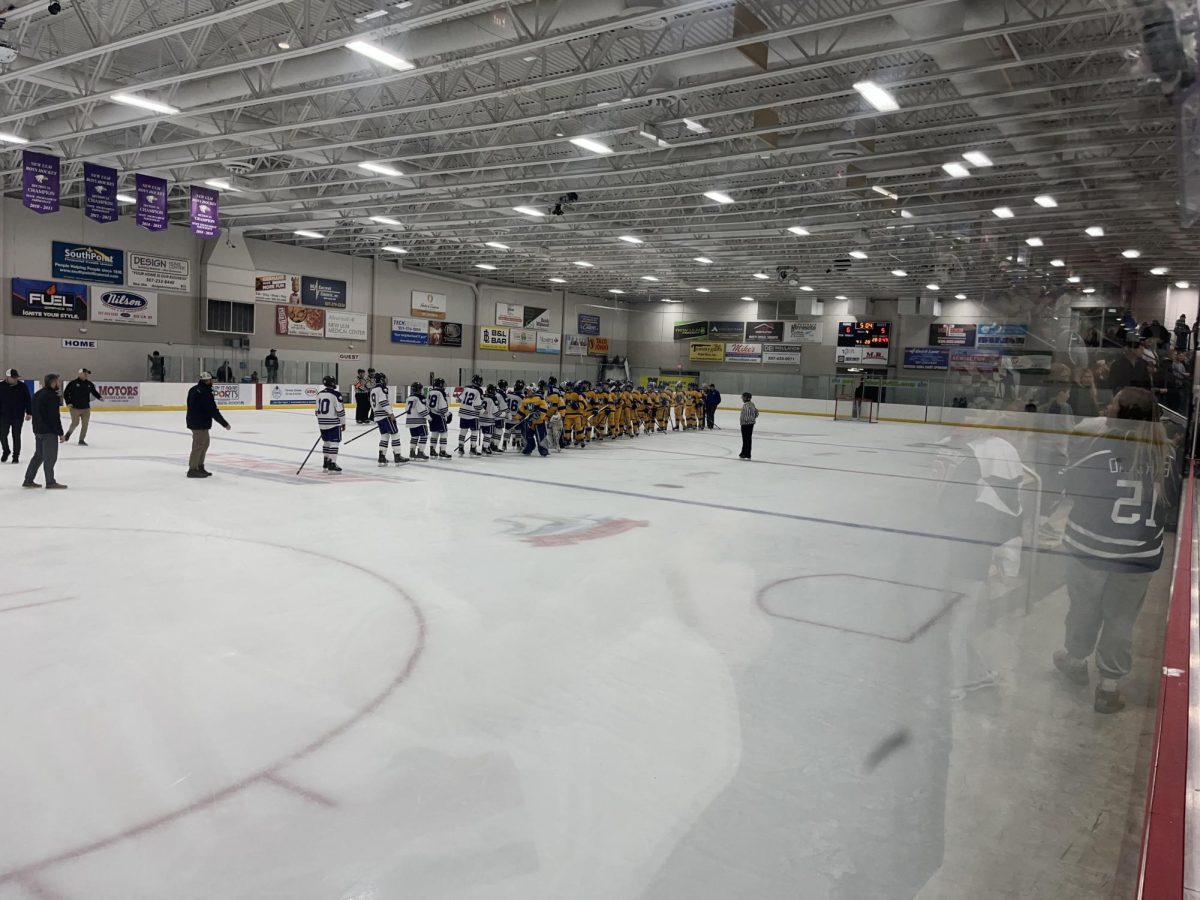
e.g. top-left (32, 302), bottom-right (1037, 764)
top-left (1106, 342), bottom-right (1152, 392)
top-left (1070, 367), bottom-right (1100, 418)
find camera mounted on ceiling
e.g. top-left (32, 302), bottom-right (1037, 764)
top-left (550, 192), bottom-right (579, 216)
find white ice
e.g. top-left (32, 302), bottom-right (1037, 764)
top-left (0, 407), bottom-right (1169, 899)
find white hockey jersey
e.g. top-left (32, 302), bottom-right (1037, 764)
top-left (459, 385), bottom-right (483, 420)
top-left (370, 385), bottom-right (394, 421)
top-left (427, 387), bottom-right (449, 419)
top-left (405, 393), bottom-right (430, 426)
top-left (482, 394), bottom-right (501, 423)
top-left (506, 391), bottom-right (522, 421)
top-left (315, 387), bottom-right (346, 430)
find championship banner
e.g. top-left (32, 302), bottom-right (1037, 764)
top-left (52, 242), bottom-right (125, 285)
top-left (324, 310), bottom-right (368, 340)
top-left (673, 321), bottom-right (707, 341)
top-left (135, 173), bottom-right (168, 232)
top-left (427, 321), bottom-right (463, 347)
top-left (12, 278), bottom-right (88, 320)
top-left (22, 150), bottom-right (59, 214)
top-left (83, 163), bottom-right (118, 224)
top-left (91, 287), bottom-right (158, 325)
top-left (689, 342), bottom-right (725, 362)
top-left (785, 321), bottom-right (824, 344)
top-left (587, 337), bottom-right (610, 356)
top-left (411, 290), bottom-right (447, 320)
top-left (510, 328), bottom-right (537, 353)
top-left (578, 314), bottom-right (600, 336)
top-left (391, 316), bottom-right (429, 345)
top-left (128, 253), bottom-right (190, 293)
top-left (300, 275), bottom-right (347, 309)
top-left (762, 344), bottom-right (802, 365)
top-left (480, 326), bottom-right (509, 350)
top-left (725, 342), bottom-right (763, 362)
top-left (744, 321), bottom-right (783, 343)
top-left (190, 185), bottom-right (220, 238)
top-left (276, 305), bottom-right (325, 337)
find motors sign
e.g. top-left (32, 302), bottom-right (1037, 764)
top-left (96, 382), bottom-right (140, 406)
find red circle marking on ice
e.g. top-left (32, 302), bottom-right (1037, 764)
top-left (0, 526), bottom-right (427, 886)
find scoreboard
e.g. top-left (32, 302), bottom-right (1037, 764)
top-left (837, 321), bottom-right (891, 348)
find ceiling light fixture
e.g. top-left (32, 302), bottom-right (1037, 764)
top-left (111, 92), bottom-right (180, 115)
top-left (640, 275), bottom-right (659, 281)
top-left (835, 295), bottom-right (848, 301)
top-left (0, 132), bottom-right (29, 145)
top-left (849, 250), bottom-right (868, 260)
top-left (568, 136), bottom-right (614, 155)
top-left (1121, 249), bottom-right (1141, 259)
top-left (368, 215), bottom-right (401, 225)
top-left (799, 285), bottom-right (814, 292)
top-left (484, 241), bottom-right (510, 250)
top-left (1067, 275), bottom-right (1081, 283)
top-left (475, 263), bottom-right (497, 271)
top-left (753, 272), bottom-right (770, 280)
top-left (1026, 237), bottom-right (1044, 247)
top-left (382, 245), bottom-right (408, 254)
top-left (992, 206), bottom-right (1014, 218)
top-left (294, 230), bottom-right (324, 239)
top-left (1150, 267), bottom-right (1169, 275)
top-left (115, 193), bottom-right (135, 204)
top-left (1082, 287), bottom-right (1096, 294)
top-left (955, 293), bottom-right (967, 300)
top-left (695, 287), bottom-right (711, 293)
top-left (513, 206), bottom-right (544, 218)
top-left (741, 296), bottom-right (755, 302)
top-left (872, 185), bottom-right (899, 200)
top-left (1049, 258), bottom-right (1065, 267)
top-left (1034, 194), bottom-right (1058, 208)
top-left (703, 190), bottom-right (734, 204)
top-left (548, 277), bottom-right (567, 284)
top-left (203, 178), bottom-right (241, 192)
top-left (693, 257), bottom-right (713, 264)
top-left (574, 261), bottom-right (593, 267)
top-left (1176, 281), bottom-right (1191, 289)
top-left (787, 225), bottom-right (810, 235)
top-left (353, 9), bottom-right (388, 22)
top-left (682, 118), bottom-right (710, 134)
top-left (1085, 225), bottom-right (1104, 237)
top-left (618, 235), bottom-right (644, 244)
top-left (346, 40), bottom-right (414, 70)
top-left (962, 151), bottom-right (994, 167)
top-left (277, 41), bottom-right (291, 49)
top-left (609, 289), bottom-right (625, 294)
top-left (852, 80), bottom-right (900, 112)
top-left (942, 162), bottom-right (971, 178)
top-left (891, 269), bottom-right (908, 277)
top-left (358, 161), bottom-right (402, 176)
top-left (926, 283), bottom-right (940, 291)
top-left (899, 209), bottom-right (914, 219)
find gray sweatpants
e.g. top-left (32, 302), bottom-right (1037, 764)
top-left (24, 434), bottom-right (60, 485)
top-left (1063, 556), bottom-right (1154, 680)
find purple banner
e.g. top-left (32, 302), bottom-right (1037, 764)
top-left (135, 173), bottom-right (168, 232)
top-left (189, 185), bottom-right (219, 238)
top-left (22, 150), bottom-right (60, 214)
top-left (83, 162), bottom-right (118, 224)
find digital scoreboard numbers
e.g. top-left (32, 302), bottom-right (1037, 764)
top-left (837, 321), bottom-right (891, 347)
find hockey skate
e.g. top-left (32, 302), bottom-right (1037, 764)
top-left (439, 450), bottom-right (452, 459)
top-left (393, 453), bottom-right (409, 466)
top-left (482, 446), bottom-right (493, 455)
top-left (456, 445), bottom-right (465, 457)
top-left (415, 450), bottom-right (429, 460)
top-left (325, 459), bottom-right (343, 473)
top-left (378, 452), bottom-right (388, 467)
top-left (470, 448), bottom-right (483, 457)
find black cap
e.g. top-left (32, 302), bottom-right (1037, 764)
top-left (4, 368), bottom-right (18, 378)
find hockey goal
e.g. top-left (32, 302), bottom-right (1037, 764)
top-left (833, 395), bottom-right (880, 423)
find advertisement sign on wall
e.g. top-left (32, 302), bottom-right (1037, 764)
top-left (725, 342), bottom-right (763, 362)
top-left (578, 314), bottom-right (601, 336)
top-left (324, 310), bottom-right (369, 340)
top-left (762, 344), bottom-right (803, 365)
top-left (565, 335), bottom-right (588, 356)
top-left (587, 336), bottom-right (610, 356)
top-left (836, 346), bottom-right (888, 366)
top-left (129, 253), bottom-right (190, 293)
top-left (13, 278), bottom-right (88, 320)
top-left (212, 383), bottom-right (254, 406)
top-left (255, 273), bottom-right (298, 304)
top-left (391, 316), bottom-right (429, 345)
top-left (510, 328), bottom-right (538, 353)
top-left (689, 342), bottom-right (725, 362)
top-left (411, 290), bottom-right (447, 320)
top-left (786, 321), bottom-right (824, 344)
top-left (52, 242), bottom-right (125, 285)
top-left (428, 321), bottom-right (463, 347)
top-left (276, 305), bottom-right (326, 337)
top-left (903, 347), bottom-right (951, 370)
top-left (496, 303), bottom-right (524, 327)
top-left (266, 384), bottom-right (319, 407)
top-left (536, 332), bottom-right (561, 354)
top-left (95, 382), bottom-right (141, 406)
top-left (950, 349), bottom-right (1001, 372)
top-left (673, 321), bottom-right (708, 341)
top-left (928, 323), bottom-right (977, 348)
top-left (977, 323), bottom-right (1029, 347)
top-left (707, 321), bottom-right (743, 340)
top-left (744, 321), bottom-right (784, 343)
top-left (300, 275), bottom-right (348, 309)
top-left (62, 338), bottom-right (97, 349)
top-left (480, 326), bottom-right (510, 351)
top-left (90, 287), bottom-right (158, 325)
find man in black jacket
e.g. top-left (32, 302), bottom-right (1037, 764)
top-left (23, 374), bottom-right (67, 489)
top-left (703, 384), bottom-right (721, 429)
top-left (0, 368), bottom-right (32, 463)
top-left (63, 368), bottom-right (101, 445)
top-left (186, 371), bottom-right (231, 478)
top-left (264, 349), bottom-right (279, 383)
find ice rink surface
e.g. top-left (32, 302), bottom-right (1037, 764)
top-left (0, 408), bottom-right (1170, 900)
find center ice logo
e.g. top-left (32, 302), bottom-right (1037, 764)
top-left (498, 515), bottom-right (648, 547)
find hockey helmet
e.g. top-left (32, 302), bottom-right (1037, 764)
top-left (322, 375), bottom-right (337, 389)
top-left (433, 376), bottom-right (446, 389)
top-left (471, 374), bottom-right (483, 386)
top-left (497, 378), bottom-right (508, 391)
top-left (374, 372), bottom-right (388, 385)
top-left (548, 376), bottom-right (558, 387)
top-left (514, 379), bottom-right (526, 392)
top-left (410, 381), bottom-right (423, 396)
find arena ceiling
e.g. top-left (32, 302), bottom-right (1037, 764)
top-left (0, 0), bottom-right (1192, 307)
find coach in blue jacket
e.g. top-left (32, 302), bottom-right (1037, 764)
top-left (186, 371), bottom-right (231, 478)
top-left (703, 384), bottom-right (722, 429)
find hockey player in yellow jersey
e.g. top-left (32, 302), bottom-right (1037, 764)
top-left (517, 388), bottom-right (550, 457)
top-left (673, 382), bottom-right (687, 431)
top-left (619, 383), bottom-right (635, 437)
top-left (587, 383), bottom-right (606, 441)
top-left (605, 381), bottom-right (620, 440)
top-left (655, 384), bottom-right (671, 432)
top-left (685, 384), bottom-right (702, 430)
top-left (563, 382), bottom-right (587, 448)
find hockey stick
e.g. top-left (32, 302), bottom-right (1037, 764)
top-left (345, 424), bottom-right (384, 446)
top-left (296, 435), bottom-right (322, 475)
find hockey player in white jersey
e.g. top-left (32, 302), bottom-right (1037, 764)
top-left (456, 374), bottom-right (485, 457)
top-left (314, 375), bottom-right (346, 472)
top-left (405, 382), bottom-right (431, 461)
top-left (495, 379), bottom-right (512, 451)
top-left (370, 373), bottom-right (408, 466)
top-left (482, 384), bottom-right (504, 454)
top-left (427, 377), bottom-right (452, 459)
top-left (504, 379), bottom-right (525, 450)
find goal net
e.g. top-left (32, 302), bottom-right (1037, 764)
top-left (833, 395), bottom-right (880, 423)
